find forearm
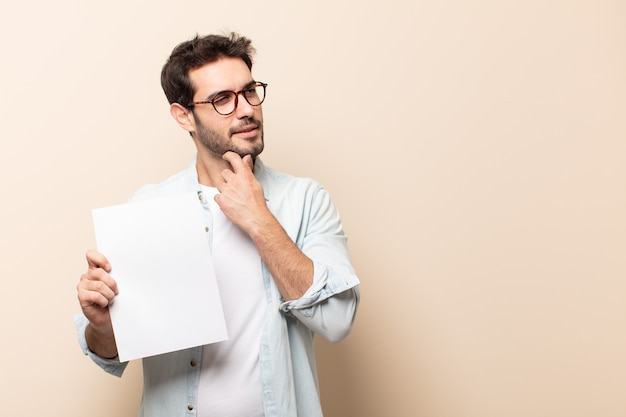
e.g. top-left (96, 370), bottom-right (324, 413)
top-left (85, 322), bottom-right (118, 359)
top-left (248, 211), bottom-right (313, 301)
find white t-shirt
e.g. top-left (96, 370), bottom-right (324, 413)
top-left (197, 186), bottom-right (266, 417)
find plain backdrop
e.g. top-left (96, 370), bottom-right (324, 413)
top-left (1, 1), bottom-right (624, 416)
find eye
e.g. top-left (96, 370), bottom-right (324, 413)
top-left (243, 88), bottom-right (258, 97)
top-left (212, 93), bottom-right (232, 104)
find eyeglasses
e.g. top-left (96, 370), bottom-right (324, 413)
top-left (188, 81), bottom-right (267, 116)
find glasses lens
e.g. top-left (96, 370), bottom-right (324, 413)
top-left (211, 84), bottom-right (267, 115)
top-left (213, 92), bottom-right (238, 115)
top-left (244, 84), bottom-right (266, 106)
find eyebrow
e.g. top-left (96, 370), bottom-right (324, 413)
top-left (205, 80), bottom-right (257, 101)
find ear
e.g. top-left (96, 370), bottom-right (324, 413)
top-left (170, 103), bottom-right (195, 134)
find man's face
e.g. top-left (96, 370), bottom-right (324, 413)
top-left (188, 57), bottom-right (264, 158)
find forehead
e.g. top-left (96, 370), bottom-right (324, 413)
top-left (189, 57), bottom-right (253, 98)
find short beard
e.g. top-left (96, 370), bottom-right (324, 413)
top-left (195, 116), bottom-right (264, 158)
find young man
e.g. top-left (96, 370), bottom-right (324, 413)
top-left (75, 33), bottom-right (360, 417)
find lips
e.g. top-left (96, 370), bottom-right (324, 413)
top-left (233, 124), bottom-right (258, 134)
top-left (231, 122), bottom-right (260, 138)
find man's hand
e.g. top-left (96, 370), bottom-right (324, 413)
top-left (215, 151), bottom-right (313, 301)
top-left (215, 151), bottom-right (272, 234)
top-left (77, 250), bottom-right (119, 358)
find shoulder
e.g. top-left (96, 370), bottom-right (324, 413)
top-left (257, 160), bottom-right (323, 198)
top-left (258, 161), bottom-right (337, 222)
top-left (128, 163), bottom-right (198, 202)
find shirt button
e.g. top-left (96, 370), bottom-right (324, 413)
top-left (204, 226), bottom-right (209, 232)
top-left (190, 360), bottom-right (197, 367)
top-left (188, 404), bottom-right (194, 410)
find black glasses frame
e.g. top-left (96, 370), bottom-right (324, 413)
top-left (188, 81), bottom-right (268, 115)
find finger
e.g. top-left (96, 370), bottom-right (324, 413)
top-left (217, 172), bottom-right (232, 195)
top-left (82, 267), bottom-right (119, 295)
top-left (78, 286), bottom-right (115, 309)
top-left (77, 278), bottom-right (117, 307)
top-left (76, 279), bottom-right (117, 301)
top-left (213, 192), bottom-right (223, 207)
top-left (242, 154), bottom-right (254, 171)
top-left (221, 151), bottom-right (247, 173)
top-left (86, 250), bottom-right (111, 272)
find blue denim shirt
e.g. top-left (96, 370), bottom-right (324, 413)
top-left (75, 157), bottom-right (360, 417)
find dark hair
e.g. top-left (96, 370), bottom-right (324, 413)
top-left (160, 32), bottom-right (256, 107)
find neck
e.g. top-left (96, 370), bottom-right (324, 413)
top-left (195, 147), bottom-right (257, 187)
top-left (195, 148), bottom-right (230, 187)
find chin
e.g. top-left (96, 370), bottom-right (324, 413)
top-left (233, 141), bottom-right (264, 158)
top-left (236, 149), bottom-right (263, 159)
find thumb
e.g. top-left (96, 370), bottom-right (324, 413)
top-left (242, 154), bottom-right (254, 171)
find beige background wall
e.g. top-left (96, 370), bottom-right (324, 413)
top-left (1, 1), bottom-right (624, 416)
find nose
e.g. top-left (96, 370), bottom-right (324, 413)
top-left (234, 92), bottom-right (256, 119)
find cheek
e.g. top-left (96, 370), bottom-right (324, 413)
top-left (206, 119), bottom-right (231, 136)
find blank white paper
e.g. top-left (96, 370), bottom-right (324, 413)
top-left (92, 192), bottom-right (228, 362)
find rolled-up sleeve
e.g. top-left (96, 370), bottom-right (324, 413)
top-left (74, 313), bottom-right (128, 377)
top-left (278, 184), bottom-right (360, 343)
